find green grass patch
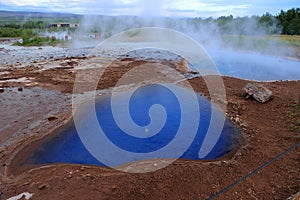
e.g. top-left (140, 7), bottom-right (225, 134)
top-left (13, 36), bottom-right (68, 47)
top-left (272, 35), bottom-right (300, 48)
top-left (221, 34), bottom-right (300, 50)
top-left (0, 28), bottom-right (35, 38)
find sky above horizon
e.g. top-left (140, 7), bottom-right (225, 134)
top-left (0, 0), bottom-right (299, 18)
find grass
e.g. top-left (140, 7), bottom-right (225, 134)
top-left (0, 28), bottom-right (34, 38)
top-left (275, 35), bottom-right (300, 48)
top-left (221, 34), bottom-right (300, 50)
top-left (13, 36), bottom-right (69, 47)
top-left (287, 100), bottom-right (300, 133)
top-left (294, 102), bottom-right (300, 133)
top-left (0, 26), bottom-right (74, 47)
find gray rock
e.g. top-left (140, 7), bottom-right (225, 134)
top-left (244, 83), bottom-right (273, 103)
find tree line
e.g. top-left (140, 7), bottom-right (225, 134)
top-left (2, 20), bottom-right (47, 29)
top-left (0, 8), bottom-right (299, 37)
top-left (215, 8), bottom-right (300, 35)
top-left (277, 8), bottom-right (300, 35)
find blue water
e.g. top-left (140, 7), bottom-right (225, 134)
top-left (125, 48), bottom-right (300, 81)
top-left (208, 49), bottom-right (300, 81)
top-left (28, 84), bottom-right (241, 167)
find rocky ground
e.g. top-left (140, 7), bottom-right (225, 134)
top-left (0, 43), bottom-right (299, 199)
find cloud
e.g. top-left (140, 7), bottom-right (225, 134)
top-left (0, 0), bottom-right (299, 17)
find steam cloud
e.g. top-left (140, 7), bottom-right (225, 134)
top-left (70, 7), bottom-right (300, 81)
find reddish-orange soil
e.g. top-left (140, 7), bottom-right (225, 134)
top-left (0, 57), bottom-right (299, 200)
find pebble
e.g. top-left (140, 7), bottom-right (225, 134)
top-left (38, 183), bottom-right (49, 190)
top-left (80, 166), bottom-right (85, 171)
top-left (47, 115), bottom-right (58, 121)
top-left (112, 185), bottom-right (117, 189)
top-left (64, 174), bottom-right (72, 179)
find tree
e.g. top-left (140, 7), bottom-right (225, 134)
top-left (277, 8), bottom-right (300, 35)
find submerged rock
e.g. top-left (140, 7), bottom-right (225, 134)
top-left (244, 83), bottom-right (273, 103)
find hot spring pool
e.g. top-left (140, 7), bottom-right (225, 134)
top-left (209, 49), bottom-right (300, 81)
top-left (25, 84), bottom-right (241, 167)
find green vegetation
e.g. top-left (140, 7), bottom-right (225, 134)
top-left (0, 10), bottom-right (80, 46)
top-left (126, 29), bottom-right (141, 38)
top-left (277, 8), bottom-right (300, 35)
top-left (0, 10), bottom-right (81, 25)
top-left (216, 14), bottom-right (279, 35)
top-left (13, 36), bottom-right (65, 46)
top-left (215, 8), bottom-right (300, 35)
top-left (275, 35), bottom-right (300, 47)
top-left (0, 27), bottom-right (35, 38)
top-left (294, 102), bottom-right (300, 133)
top-left (1, 20), bottom-right (48, 29)
top-left (0, 8), bottom-right (299, 47)
top-left (220, 34), bottom-right (300, 52)
top-left (214, 10), bottom-right (300, 35)
top-left (0, 26), bottom-right (69, 46)
top-left (287, 100), bottom-right (300, 133)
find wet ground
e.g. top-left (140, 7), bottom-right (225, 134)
top-left (0, 87), bottom-right (71, 148)
top-left (0, 40), bottom-right (299, 199)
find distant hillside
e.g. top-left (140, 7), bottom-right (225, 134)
top-left (0, 10), bottom-right (82, 24)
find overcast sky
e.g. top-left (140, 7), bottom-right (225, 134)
top-left (0, 0), bottom-right (298, 18)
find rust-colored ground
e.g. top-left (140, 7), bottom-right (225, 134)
top-left (0, 57), bottom-right (299, 199)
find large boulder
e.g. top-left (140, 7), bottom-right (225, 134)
top-left (244, 83), bottom-right (273, 103)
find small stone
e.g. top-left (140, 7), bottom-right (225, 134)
top-left (112, 185), bottom-right (117, 189)
top-left (48, 115), bottom-right (58, 121)
top-left (240, 122), bottom-right (247, 128)
top-left (234, 116), bottom-right (240, 123)
top-left (64, 174), bottom-right (72, 179)
top-left (80, 166), bottom-right (85, 171)
top-left (244, 83), bottom-right (273, 103)
top-left (0, 88), bottom-right (4, 93)
top-left (23, 182), bottom-right (30, 186)
top-left (38, 183), bottom-right (49, 190)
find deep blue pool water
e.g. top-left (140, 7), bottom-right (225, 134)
top-left (28, 84), bottom-right (241, 167)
